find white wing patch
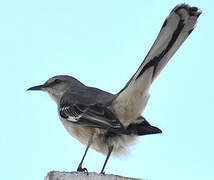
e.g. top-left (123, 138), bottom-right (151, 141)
top-left (60, 106), bottom-right (70, 111)
top-left (59, 106), bottom-right (82, 122)
top-left (67, 116), bottom-right (80, 122)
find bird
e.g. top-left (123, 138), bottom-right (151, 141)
top-left (28, 4), bottom-right (201, 174)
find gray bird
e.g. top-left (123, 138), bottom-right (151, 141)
top-left (28, 4), bottom-right (201, 174)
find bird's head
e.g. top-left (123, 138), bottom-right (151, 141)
top-left (27, 75), bottom-right (85, 103)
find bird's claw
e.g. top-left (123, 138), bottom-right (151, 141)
top-left (100, 171), bottom-right (105, 175)
top-left (77, 166), bottom-right (88, 174)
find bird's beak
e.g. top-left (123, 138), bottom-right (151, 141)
top-left (27, 85), bottom-right (45, 91)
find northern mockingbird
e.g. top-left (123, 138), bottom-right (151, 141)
top-left (28, 4), bottom-right (201, 174)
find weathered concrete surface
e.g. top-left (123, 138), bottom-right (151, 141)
top-left (45, 171), bottom-right (143, 180)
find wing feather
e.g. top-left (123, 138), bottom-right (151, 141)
top-left (59, 102), bottom-right (128, 134)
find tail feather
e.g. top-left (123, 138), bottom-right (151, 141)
top-left (112, 4), bottom-right (201, 126)
top-left (133, 4), bottom-right (201, 83)
top-left (127, 117), bottom-right (162, 136)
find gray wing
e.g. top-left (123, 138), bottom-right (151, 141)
top-left (59, 87), bottom-right (128, 134)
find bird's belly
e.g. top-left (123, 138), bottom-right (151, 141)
top-left (93, 133), bottom-right (137, 156)
top-left (60, 117), bottom-right (137, 156)
top-left (60, 117), bottom-right (93, 146)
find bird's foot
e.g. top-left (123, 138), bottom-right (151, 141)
top-left (100, 171), bottom-right (105, 175)
top-left (77, 165), bottom-right (88, 174)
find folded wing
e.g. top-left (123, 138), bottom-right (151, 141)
top-left (59, 88), bottom-right (128, 134)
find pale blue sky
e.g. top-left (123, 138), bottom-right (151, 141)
top-left (1, 0), bottom-right (213, 180)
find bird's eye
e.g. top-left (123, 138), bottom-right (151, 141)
top-left (54, 79), bottom-right (62, 84)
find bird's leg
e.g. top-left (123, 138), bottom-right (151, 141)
top-left (100, 145), bottom-right (114, 174)
top-left (77, 133), bottom-right (94, 173)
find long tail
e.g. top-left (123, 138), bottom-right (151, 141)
top-left (112, 4), bottom-right (201, 126)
